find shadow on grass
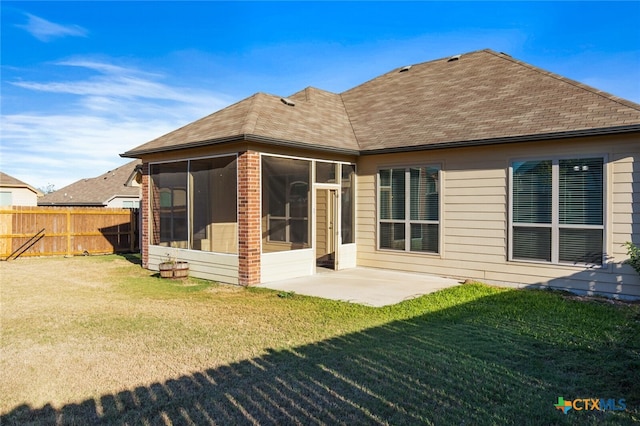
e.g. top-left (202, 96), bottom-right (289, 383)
top-left (116, 252), bottom-right (142, 266)
top-left (3, 289), bottom-right (639, 425)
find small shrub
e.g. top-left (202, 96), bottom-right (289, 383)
top-left (623, 242), bottom-right (640, 275)
top-left (277, 291), bottom-right (295, 299)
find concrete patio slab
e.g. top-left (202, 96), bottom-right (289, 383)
top-left (257, 267), bottom-right (462, 307)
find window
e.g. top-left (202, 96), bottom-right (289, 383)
top-left (150, 156), bottom-right (237, 253)
top-left (378, 166), bottom-right (439, 253)
top-left (190, 157), bottom-right (237, 253)
top-left (262, 156), bottom-right (310, 252)
top-left (510, 157), bottom-right (604, 265)
top-left (151, 162), bottom-right (188, 247)
top-left (316, 162), bottom-right (337, 184)
top-left (0, 192), bottom-right (12, 206)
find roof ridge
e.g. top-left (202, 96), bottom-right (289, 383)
top-left (241, 93), bottom-right (262, 134)
top-left (339, 93), bottom-right (362, 151)
top-left (340, 48), bottom-right (490, 96)
top-left (485, 50), bottom-right (640, 111)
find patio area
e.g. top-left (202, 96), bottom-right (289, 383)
top-left (257, 267), bottom-right (462, 307)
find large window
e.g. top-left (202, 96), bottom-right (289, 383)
top-left (150, 155), bottom-right (237, 254)
top-left (510, 157), bottom-right (604, 265)
top-left (378, 166), bottom-right (439, 253)
top-left (190, 157), bottom-right (238, 253)
top-left (151, 162), bottom-right (188, 246)
top-left (262, 156), bottom-right (311, 252)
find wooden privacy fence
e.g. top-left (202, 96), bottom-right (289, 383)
top-left (0, 206), bottom-right (139, 259)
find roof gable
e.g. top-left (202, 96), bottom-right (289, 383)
top-left (249, 88), bottom-right (359, 152)
top-left (0, 172), bottom-right (42, 195)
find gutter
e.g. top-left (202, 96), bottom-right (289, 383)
top-left (37, 202), bottom-right (106, 207)
top-left (121, 134), bottom-right (361, 158)
top-left (121, 124), bottom-right (640, 159)
top-left (360, 125), bottom-right (640, 155)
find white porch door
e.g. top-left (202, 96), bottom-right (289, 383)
top-left (315, 188), bottom-right (339, 270)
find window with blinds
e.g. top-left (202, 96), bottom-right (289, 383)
top-left (378, 166), bottom-right (439, 253)
top-left (510, 157), bottom-right (604, 265)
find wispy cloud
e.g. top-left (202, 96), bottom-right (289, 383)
top-left (2, 59), bottom-right (230, 190)
top-left (17, 13), bottom-right (88, 42)
top-left (11, 60), bottom-right (216, 107)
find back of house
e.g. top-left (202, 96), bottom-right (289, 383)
top-left (122, 49), bottom-right (640, 299)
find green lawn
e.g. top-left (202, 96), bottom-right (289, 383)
top-left (1, 255), bottom-right (639, 425)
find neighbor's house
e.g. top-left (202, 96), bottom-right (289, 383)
top-left (0, 172), bottom-right (43, 206)
top-left (38, 160), bottom-right (142, 208)
top-left (122, 50), bottom-right (640, 299)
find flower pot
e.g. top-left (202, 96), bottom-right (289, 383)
top-left (173, 261), bottom-right (189, 278)
top-left (159, 262), bottom-right (174, 278)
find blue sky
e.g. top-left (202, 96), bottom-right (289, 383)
top-left (2, 1), bottom-right (639, 191)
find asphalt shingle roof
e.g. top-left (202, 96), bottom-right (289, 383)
top-left (38, 160), bottom-right (141, 206)
top-left (0, 172), bottom-right (41, 194)
top-left (343, 49), bottom-right (640, 151)
top-left (122, 49), bottom-right (640, 157)
top-left (124, 87), bottom-right (358, 155)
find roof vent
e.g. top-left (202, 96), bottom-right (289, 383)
top-left (447, 54), bottom-right (461, 62)
top-left (499, 52), bottom-right (511, 57)
top-left (280, 97), bottom-right (295, 107)
top-left (399, 65), bottom-right (412, 73)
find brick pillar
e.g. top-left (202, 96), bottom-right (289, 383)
top-left (237, 150), bottom-right (261, 285)
top-left (140, 162), bottom-right (150, 268)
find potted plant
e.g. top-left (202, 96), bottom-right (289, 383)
top-left (159, 251), bottom-right (189, 279)
top-left (172, 260), bottom-right (190, 278)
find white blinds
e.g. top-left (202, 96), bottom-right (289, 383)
top-left (379, 166), bottom-right (439, 253)
top-left (511, 157), bottom-right (604, 265)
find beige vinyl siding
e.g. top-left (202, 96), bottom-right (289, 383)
top-left (444, 166), bottom-right (506, 264)
top-left (356, 134), bottom-right (640, 299)
top-left (610, 150), bottom-right (639, 284)
top-left (4, 188), bottom-right (39, 206)
top-left (148, 245), bottom-right (239, 284)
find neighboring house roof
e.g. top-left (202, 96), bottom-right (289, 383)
top-left (122, 49), bottom-right (640, 157)
top-left (0, 172), bottom-right (43, 196)
top-left (38, 160), bottom-right (142, 206)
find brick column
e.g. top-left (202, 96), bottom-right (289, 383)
top-left (140, 162), bottom-right (150, 268)
top-left (237, 150), bottom-right (261, 285)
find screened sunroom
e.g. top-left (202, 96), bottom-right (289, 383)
top-left (260, 154), bottom-right (356, 282)
top-left (146, 151), bottom-right (356, 284)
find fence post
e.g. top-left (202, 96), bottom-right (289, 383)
top-left (129, 209), bottom-right (134, 252)
top-left (66, 209), bottom-right (72, 256)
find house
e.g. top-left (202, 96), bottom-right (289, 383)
top-left (122, 49), bottom-right (640, 299)
top-left (38, 160), bottom-right (142, 208)
top-left (0, 172), bottom-right (43, 206)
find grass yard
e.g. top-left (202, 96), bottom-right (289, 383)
top-left (1, 255), bottom-right (639, 425)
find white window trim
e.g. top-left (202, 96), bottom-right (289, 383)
top-left (508, 154), bottom-right (608, 267)
top-left (376, 165), bottom-right (441, 254)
